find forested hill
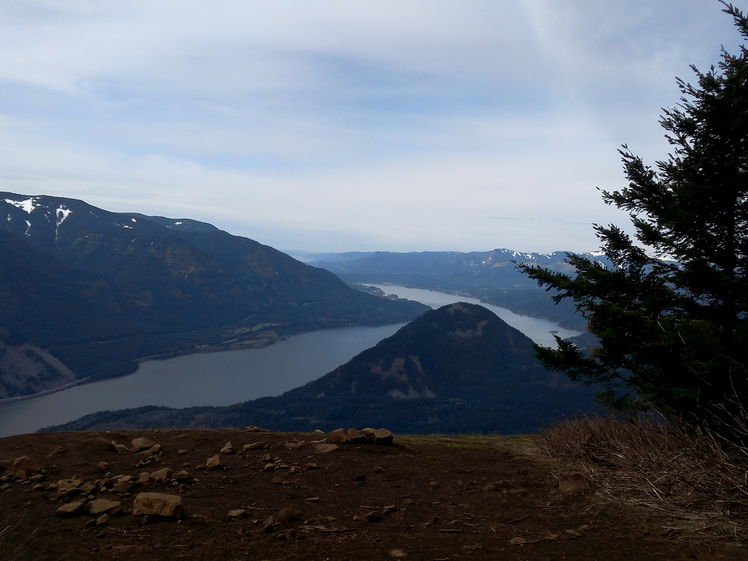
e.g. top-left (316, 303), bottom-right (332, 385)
top-left (0, 192), bottom-right (426, 398)
top-left (307, 249), bottom-right (608, 330)
top-left (50, 303), bottom-right (600, 434)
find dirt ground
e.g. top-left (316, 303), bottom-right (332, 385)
top-left (0, 429), bottom-right (743, 561)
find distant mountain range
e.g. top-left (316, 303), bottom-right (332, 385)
top-left (0, 192), bottom-right (426, 398)
top-left (50, 303), bottom-right (600, 434)
top-left (306, 249), bottom-right (609, 329)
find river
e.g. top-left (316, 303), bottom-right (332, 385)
top-left (0, 285), bottom-right (578, 437)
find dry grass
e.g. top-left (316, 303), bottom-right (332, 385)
top-left (542, 414), bottom-right (748, 541)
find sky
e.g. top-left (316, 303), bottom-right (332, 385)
top-left (0, 1), bottom-right (742, 253)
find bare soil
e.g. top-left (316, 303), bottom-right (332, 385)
top-left (0, 429), bottom-right (743, 560)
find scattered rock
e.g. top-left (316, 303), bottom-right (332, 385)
top-left (347, 428), bottom-right (369, 443)
top-left (244, 425), bottom-right (263, 432)
top-left (283, 440), bottom-right (304, 449)
top-left (110, 442), bottom-right (130, 455)
top-left (383, 504), bottom-right (397, 514)
top-left (88, 499), bottom-right (121, 516)
top-left (429, 481), bottom-right (440, 488)
top-left (136, 472), bottom-right (150, 485)
top-left (132, 492), bottom-right (183, 518)
top-left (45, 445), bottom-right (66, 459)
top-left (220, 441), bottom-right (234, 454)
top-left (112, 475), bottom-right (134, 493)
top-left (313, 443), bottom-right (340, 454)
top-left (390, 548), bottom-right (408, 558)
top-left (177, 449), bottom-right (188, 455)
top-left (365, 510), bottom-right (383, 522)
top-left (9, 456), bottom-right (39, 480)
top-left (558, 472), bottom-right (589, 495)
top-left (131, 437), bottom-right (154, 451)
top-left (276, 507), bottom-right (302, 524)
top-left (95, 513), bottom-right (110, 526)
top-left (96, 461), bottom-right (110, 472)
top-left (54, 478), bottom-right (84, 497)
top-left (206, 454), bottom-right (223, 469)
top-left (149, 467), bottom-right (172, 483)
top-left (328, 428), bottom-right (351, 444)
top-left (56, 500), bottom-right (86, 517)
top-left (227, 508), bottom-right (247, 520)
top-left (173, 470), bottom-right (191, 482)
top-left (242, 442), bottom-right (267, 452)
top-left (136, 456), bottom-right (157, 468)
top-left (148, 444), bottom-right (162, 455)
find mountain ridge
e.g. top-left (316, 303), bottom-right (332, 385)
top-left (0, 192), bottom-right (426, 398)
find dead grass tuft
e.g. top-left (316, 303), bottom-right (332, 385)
top-left (542, 414), bottom-right (748, 541)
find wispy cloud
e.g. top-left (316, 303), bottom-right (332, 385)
top-left (0, 0), bottom-right (738, 252)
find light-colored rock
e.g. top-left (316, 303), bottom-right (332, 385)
top-left (220, 441), bottom-right (234, 454)
top-left (149, 468), bottom-right (172, 483)
top-left (88, 499), bottom-right (121, 516)
top-left (132, 492), bottom-right (183, 518)
top-left (206, 454), bottom-right (223, 469)
top-left (242, 442), bottom-right (267, 452)
top-left (110, 442), bottom-right (130, 455)
top-left (96, 461), bottom-right (110, 472)
top-left (313, 443), bottom-right (340, 454)
top-left (328, 428), bottom-right (351, 444)
top-left (227, 508), bottom-right (247, 520)
top-left (55, 478), bottom-right (84, 496)
top-left (361, 427), bottom-right (394, 444)
top-left (276, 507), bottom-right (302, 524)
top-left (558, 472), bottom-right (589, 494)
top-left (95, 513), bottom-right (110, 526)
top-left (136, 472), bottom-right (150, 485)
top-left (148, 444), bottom-right (162, 455)
top-left (131, 437), bottom-right (154, 451)
top-left (9, 456), bottom-right (39, 480)
top-left (56, 500), bottom-right (85, 517)
top-left (173, 470), bottom-right (191, 482)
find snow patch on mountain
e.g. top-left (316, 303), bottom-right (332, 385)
top-left (4, 197), bottom-right (39, 214)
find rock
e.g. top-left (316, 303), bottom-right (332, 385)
top-left (148, 444), bottom-right (162, 455)
top-left (372, 428), bottom-right (394, 445)
top-left (45, 445), bottom-right (66, 459)
top-left (112, 479), bottom-right (133, 493)
top-left (131, 437), bottom-right (154, 451)
top-left (347, 428), bottom-right (369, 443)
top-left (55, 478), bottom-right (84, 497)
top-left (313, 443), bottom-right (340, 454)
top-left (88, 499), bottom-right (121, 516)
top-left (56, 500), bottom-right (86, 517)
top-left (132, 492), bottom-right (183, 518)
top-left (173, 470), bottom-right (191, 482)
top-left (206, 454), bottom-right (223, 469)
top-left (96, 461), bottom-right (110, 472)
top-left (429, 481), bottom-right (440, 488)
top-left (111, 442), bottom-right (130, 455)
top-left (220, 441), bottom-right (234, 455)
top-left (242, 442), bottom-right (267, 452)
top-left (276, 507), bottom-right (302, 524)
top-left (149, 468), bottom-right (172, 483)
top-left (136, 456), bottom-right (157, 468)
top-left (390, 549), bottom-right (408, 558)
top-left (177, 449), bottom-right (188, 455)
top-left (558, 472), bottom-right (589, 494)
top-left (244, 425), bottom-right (263, 432)
top-left (365, 511), bottom-right (383, 522)
top-left (383, 504), bottom-right (397, 514)
top-left (95, 514), bottom-right (110, 526)
top-left (283, 441), bottom-right (304, 449)
top-left (227, 508), bottom-right (247, 520)
top-left (328, 428), bottom-right (351, 444)
top-left (9, 456), bottom-right (39, 480)
top-left (136, 472), bottom-right (150, 485)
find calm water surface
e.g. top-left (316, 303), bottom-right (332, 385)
top-left (0, 324), bottom-right (402, 437)
top-left (0, 285), bottom-right (578, 437)
top-left (367, 284), bottom-right (580, 346)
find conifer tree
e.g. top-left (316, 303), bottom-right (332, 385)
top-left (520, 2), bottom-right (748, 421)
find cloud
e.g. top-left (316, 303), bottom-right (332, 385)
top-left (0, 0), bottom-right (739, 252)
